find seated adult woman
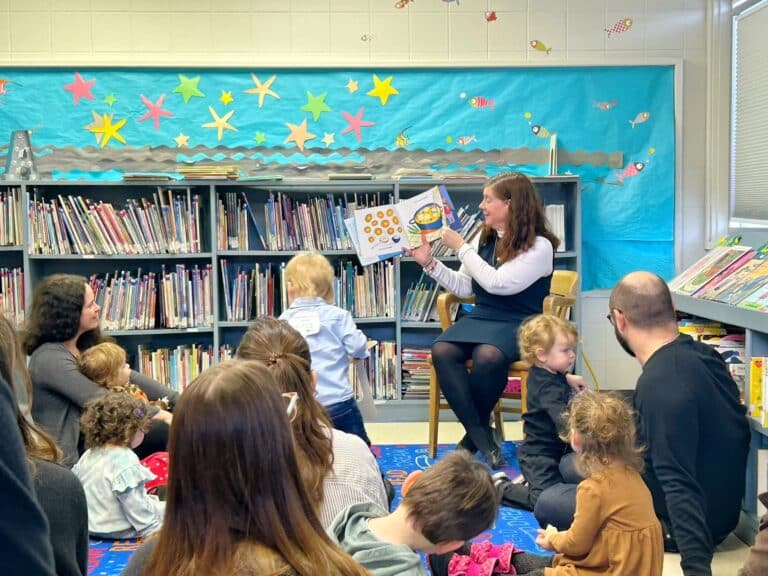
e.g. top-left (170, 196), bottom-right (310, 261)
top-left (122, 360), bottom-right (369, 576)
top-left (0, 314), bottom-right (88, 576)
top-left (236, 317), bottom-right (389, 528)
top-left (405, 172), bottom-right (559, 467)
top-left (24, 274), bottom-right (178, 465)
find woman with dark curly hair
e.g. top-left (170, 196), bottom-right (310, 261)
top-left (24, 274), bottom-right (178, 465)
top-left (73, 393), bottom-right (165, 539)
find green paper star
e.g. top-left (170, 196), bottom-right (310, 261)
top-left (104, 93), bottom-right (117, 107)
top-left (300, 91), bottom-right (331, 122)
top-left (254, 132), bottom-right (267, 145)
top-left (172, 74), bottom-right (205, 104)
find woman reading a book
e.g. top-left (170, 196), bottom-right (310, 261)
top-left (405, 172), bottom-right (559, 468)
top-left (24, 274), bottom-right (178, 465)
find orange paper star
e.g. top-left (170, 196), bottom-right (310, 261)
top-left (284, 118), bottom-right (316, 151)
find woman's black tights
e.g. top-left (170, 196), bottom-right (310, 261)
top-left (431, 341), bottom-right (509, 455)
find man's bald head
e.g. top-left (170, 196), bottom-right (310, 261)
top-left (609, 271), bottom-right (677, 330)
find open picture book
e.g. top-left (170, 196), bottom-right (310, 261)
top-left (345, 185), bottom-right (462, 265)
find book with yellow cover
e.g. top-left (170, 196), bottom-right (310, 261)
top-left (749, 357), bottom-right (764, 424)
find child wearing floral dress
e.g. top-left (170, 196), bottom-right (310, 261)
top-left (72, 393), bottom-right (165, 539)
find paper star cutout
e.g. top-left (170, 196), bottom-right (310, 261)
top-left (172, 74), bottom-right (205, 104)
top-left (174, 133), bottom-right (189, 148)
top-left (367, 74), bottom-right (398, 106)
top-left (88, 113), bottom-right (127, 148)
top-left (346, 79), bottom-right (359, 93)
top-left (341, 108), bottom-right (375, 143)
top-left (322, 132), bottom-right (335, 147)
top-left (138, 94), bottom-right (173, 130)
top-left (220, 90), bottom-right (233, 105)
top-left (244, 73), bottom-right (280, 108)
top-left (254, 132), bottom-right (267, 145)
top-left (284, 118), bottom-right (316, 152)
top-left (63, 72), bottom-right (96, 105)
top-left (202, 106), bottom-right (237, 141)
top-left (104, 93), bottom-right (117, 107)
top-left (301, 91), bottom-right (331, 122)
top-left (84, 111), bottom-right (106, 145)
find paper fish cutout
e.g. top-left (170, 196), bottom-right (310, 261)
top-left (531, 125), bottom-right (551, 138)
top-left (395, 0), bottom-right (413, 8)
top-left (395, 128), bottom-right (410, 148)
top-left (617, 162), bottom-right (645, 182)
top-left (485, 11), bottom-right (497, 22)
top-left (605, 18), bottom-right (633, 38)
top-left (593, 100), bottom-right (618, 111)
top-left (468, 96), bottom-right (494, 110)
top-left (530, 40), bottom-right (552, 55)
top-left (457, 135), bottom-right (476, 146)
top-left (629, 111), bottom-right (650, 128)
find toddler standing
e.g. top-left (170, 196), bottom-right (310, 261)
top-left (73, 393), bottom-right (165, 539)
top-left (280, 252), bottom-right (371, 444)
top-left (497, 314), bottom-right (584, 516)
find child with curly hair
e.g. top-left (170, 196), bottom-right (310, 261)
top-left (72, 393), bottom-right (165, 539)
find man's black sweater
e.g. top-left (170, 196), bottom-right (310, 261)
top-left (635, 334), bottom-right (750, 576)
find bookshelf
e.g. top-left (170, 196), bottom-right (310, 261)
top-left (674, 290), bottom-right (768, 531)
top-left (6, 176), bottom-right (580, 421)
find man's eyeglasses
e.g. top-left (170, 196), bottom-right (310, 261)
top-left (282, 392), bottom-right (299, 422)
top-left (606, 308), bottom-right (622, 326)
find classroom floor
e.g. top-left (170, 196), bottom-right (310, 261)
top-left (367, 421), bottom-right (749, 576)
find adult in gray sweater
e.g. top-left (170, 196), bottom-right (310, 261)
top-left (24, 275), bottom-right (179, 466)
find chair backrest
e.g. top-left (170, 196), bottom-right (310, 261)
top-left (543, 270), bottom-right (579, 319)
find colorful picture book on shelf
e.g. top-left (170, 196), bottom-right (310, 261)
top-left (738, 283), bottom-right (768, 313)
top-left (669, 245), bottom-right (753, 296)
top-left (351, 185), bottom-right (461, 264)
top-left (696, 242), bottom-right (768, 305)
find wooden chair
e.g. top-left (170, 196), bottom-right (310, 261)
top-left (427, 269), bottom-right (579, 458)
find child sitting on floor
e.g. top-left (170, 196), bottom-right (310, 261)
top-left (509, 391), bottom-right (663, 576)
top-left (496, 314), bottom-right (584, 513)
top-left (330, 450), bottom-right (499, 576)
top-left (77, 342), bottom-right (169, 411)
top-left (280, 251), bottom-right (372, 445)
top-left (73, 393), bottom-right (165, 539)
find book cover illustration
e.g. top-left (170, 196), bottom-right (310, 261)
top-left (352, 185), bottom-right (457, 263)
top-left (738, 284), bottom-right (768, 313)
top-left (675, 245), bottom-right (753, 296)
top-left (697, 242), bottom-right (768, 304)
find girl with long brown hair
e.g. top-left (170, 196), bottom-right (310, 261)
top-left (405, 172), bottom-right (559, 467)
top-left (237, 317), bottom-right (388, 528)
top-left (123, 360), bottom-right (369, 576)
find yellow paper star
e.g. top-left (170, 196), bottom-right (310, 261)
top-left (321, 132), bottom-right (335, 147)
top-left (89, 112), bottom-right (127, 148)
top-left (367, 74), bottom-right (398, 105)
top-left (244, 73), bottom-right (280, 108)
top-left (202, 106), bottom-right (237, 141)
top-left (174, 133), bottom-right (190, 148)
top-left (84, 110), bottom-right (106, 145)
top-left (346, 79), bottom-right (359, 93)
top-left (284, 118), bottom-right (316, 152)
top-left (219, 90), bottom-right (234, 105)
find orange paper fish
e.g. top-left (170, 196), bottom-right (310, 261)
top-left (468, 96), bottom-right (494, 110)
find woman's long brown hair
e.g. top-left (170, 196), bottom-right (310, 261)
top-left (0, 315), bottom-right (62, 464)
top-left (479, 172), bottom-right (560, 263)
top-left (236, 317), bottom-right (334, 506)
top-left (142, 360), bottom-right (368, 576)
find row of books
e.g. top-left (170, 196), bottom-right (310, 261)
top-left (669, 240), bottom-right (768, 312)
top-left (220, 259), bottom-right (396, 322)
top-left (351, 341), bottom-right (399, 401)
top-left (87, 265), bottom-right (214, 331)
top-left (0, 188), bottom-right (22, 247)
top-left (136, 344), bottom-right (215, 393)
top-left (29, 189), bottom-right (205, 255)
top-left (0, 267), bottom-right (24, 327)
top-left (217, 192), bottom-right (266, 251)
top-left (402, 274), bottom-right (440, 322)
top-left (427, 203), bottom-right (483, 258)
top-left (678, 318), bottom-right (747, 401)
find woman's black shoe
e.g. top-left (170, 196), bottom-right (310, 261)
top-left (456, 433), bottom-right (478, 454)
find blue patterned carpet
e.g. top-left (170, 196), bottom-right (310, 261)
top-left (88, 442), bottom-right (542, 575)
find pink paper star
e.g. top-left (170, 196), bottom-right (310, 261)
top-left (138, 94), bottom-right (173, 130)
top-left (63, 72), bottom-right (95, 105)
top-left (341, 108), bottom-right (375, 143)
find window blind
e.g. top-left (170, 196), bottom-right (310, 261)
top-left (732, 0), bottom-right (768, 223)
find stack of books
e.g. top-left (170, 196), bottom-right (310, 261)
top-left (0, 267), bottom-right (24, 327)
top-left (29, 189), bottom-right (204, 255)
top-left (136, 344), bottom-right (215, 393)
top-left (401, 347), bottom-right (432, 400)
top-left (401, 273), bottom-right (440, 323)
top-left (669, 240), bottom-right (768, 313)
top-left (220, 260), bottom-right (277, 322)
top-left (176, 165), bottom-right (239, 180)
top-left (350, 341), bottom-right (398, 400)
top-left (0, 187), bottom-right (22, 246)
